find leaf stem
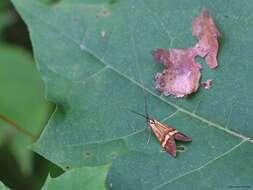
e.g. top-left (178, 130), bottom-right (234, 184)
top-left (0, 114), bottom-right (36, 140)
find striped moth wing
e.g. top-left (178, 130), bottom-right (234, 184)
top-left (148, 119), bottom-right (192, 157)
top-left (163, 136), bottom-right (177, 157)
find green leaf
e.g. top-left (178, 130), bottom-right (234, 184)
top-left (0, 181), bottom-right (10, 190)
top-left (12, 0), bottom-right (253, 188)
top-left (0, 45), bottom-right (53, 174)
top-left (108, 140), bottom-right (252, 190)
top-left (0, 11), bottom-right (14, 33)
top-left (42, 165), bottom-right (109, 190)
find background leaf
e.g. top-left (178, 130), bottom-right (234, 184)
top-left (0, 181), bottom-right (10, 190)
top-left (12, 0), bottom-right (253, 189)
top-left (0, 44), bottom-right (53, 175)
top-left (0, 11), bottom-right (15, 34)
top-left (42, 165), bottom-right (109, 190)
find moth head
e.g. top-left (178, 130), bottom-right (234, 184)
top-left (148, 119), bottom-right (156, 125)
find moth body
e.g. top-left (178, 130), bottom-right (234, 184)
top-left (147, 118), bottom-right (191, 157)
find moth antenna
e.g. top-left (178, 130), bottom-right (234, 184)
top-left (144, 93), bottom-right (150, 119)
top-left (127, 108), bottom-right (148, 120)
top-left (147, 129), bottom-right (151, 144)
top-left (143, 94), bottom-right (153, 143)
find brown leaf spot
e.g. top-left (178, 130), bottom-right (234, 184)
top-left (192, 10), bottom-right (221, 69)
top-left (152, 10), bottom-right (221, 97)
top-left (202, 79), bottom-right (213, 89)
top-left (153, 48), bottom-right (201, 97)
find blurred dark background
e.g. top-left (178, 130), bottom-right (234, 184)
top-left (0, 1), bottom-right (63, 189)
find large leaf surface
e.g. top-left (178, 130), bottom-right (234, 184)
top-left (12, 0), bottom-right (253, 189)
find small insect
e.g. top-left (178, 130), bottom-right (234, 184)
top-left (129, 97), bottom-right (192, 158)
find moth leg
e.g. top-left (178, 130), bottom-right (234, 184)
top-left (146, 129), bottom-right (151, 144)
top-left (176, 145), bottom-right (185, 152)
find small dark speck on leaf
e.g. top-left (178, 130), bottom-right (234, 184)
top-left (96, 9), bottom-right (110, 19)
top-left (84, 151), bottom-right (93, 158)
top-left (65, 166), bottom-right (70, 170)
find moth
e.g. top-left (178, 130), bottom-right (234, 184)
top-left (130, 99), bottom-right (192, 157)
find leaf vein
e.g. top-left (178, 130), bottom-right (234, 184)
top-left (152, 139), bottom-right (249, 190)
top-left (64, 110), bottom-right (179, 148)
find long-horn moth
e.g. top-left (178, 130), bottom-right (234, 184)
top-left (130, 99), bottom-right (192, 157)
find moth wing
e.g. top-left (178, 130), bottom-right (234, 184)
top-left (174, 132), bottom-right (192, 142)
top-left (164, 136), bottom-right (177, 158)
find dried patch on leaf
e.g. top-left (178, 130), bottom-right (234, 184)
top-left (153, 10), bottom-right (221, 97)
top-left (202, 79), bottom-right (213, 90)
top-left (153, 48), bottom-right (201, 97)
top-left (192, 10), bottom-right (221, 69)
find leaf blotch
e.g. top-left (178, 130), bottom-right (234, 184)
top-left (153, 10), bottom-right (221, 97)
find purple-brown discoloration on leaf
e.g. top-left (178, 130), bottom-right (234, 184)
top-left (202, 79), bottom-right (213, 90)
top-left (153, 10), bottom-right (221, 97)
top-left (192, 10), bottom-right (221, 69)
top-left (153, 48), bottom-right (201, 97)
